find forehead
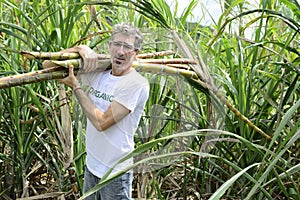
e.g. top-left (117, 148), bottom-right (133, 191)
top-left (112, 33), bottom-right (135, 44)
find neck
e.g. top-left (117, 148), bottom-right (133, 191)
top-left (111, 66), bottom-right (133, 76)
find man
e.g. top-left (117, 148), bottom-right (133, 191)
top-left (60, 23), bottom-right (149, 199)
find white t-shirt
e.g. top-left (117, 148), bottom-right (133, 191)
top-left (80, 69), bottom-right (149, 178)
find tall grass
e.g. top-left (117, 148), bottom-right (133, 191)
top-left (1, 0), bottom-right (299, 199)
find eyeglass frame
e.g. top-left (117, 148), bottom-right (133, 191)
top-left (109, 41), bottom-right (138, 53)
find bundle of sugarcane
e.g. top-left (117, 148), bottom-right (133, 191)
top-left (0, 50), bottom-right (272, 141)
top-left (0, 50), bottom-right (198, 89)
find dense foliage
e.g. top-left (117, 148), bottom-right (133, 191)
top-left (0, 0), bottom-right (299, 199)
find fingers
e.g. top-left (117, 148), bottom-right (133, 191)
top-left (60, 45), bottom-right (99, 73)
top-left (84, 57), bottom-right (98, 73)
top-left (58, 64), bottom-right (77, 88)
top-left (60, 46), bottom-right (79, 53)
top-left (81, 51), bottom-right (99, 73)
top-left (69, 64), bottom-right (74, 75)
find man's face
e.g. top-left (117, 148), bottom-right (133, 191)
top-left (109, 33), bottom-right (138, 76)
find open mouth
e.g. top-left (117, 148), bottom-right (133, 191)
top-left (115, 58), bottom-right (124, 65)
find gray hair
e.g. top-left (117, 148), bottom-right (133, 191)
top-left (110, 22), bottom-right (143, 51)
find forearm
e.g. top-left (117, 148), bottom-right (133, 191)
top-left (61, 64), bottom-right (129, 131)
top-left (73, 87), bottom-right (105, 131)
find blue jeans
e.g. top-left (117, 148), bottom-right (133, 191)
top-left (83, 166), bottom-right (133, 200)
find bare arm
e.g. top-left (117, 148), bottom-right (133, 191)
top-left (74, 89), bottom-right (130, 131)
top-left (61, 65), bottom-right (130, 131)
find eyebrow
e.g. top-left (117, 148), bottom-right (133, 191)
top-left (113, 41), bottom-right (134, 45)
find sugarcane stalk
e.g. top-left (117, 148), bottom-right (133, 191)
top-left (21, 51), bottom-right (81, 60)
top-left (136, 50), bottom-right (175, 59)
top-left (133, 63), bottom-right (198, 79)
top-left (0, 66), bottom-right (61, 82)
top-left (138, 58), bottom-right (196, 65)
top-left (0, 67), bottom-right (68, 89)
top-left (166, 64), bottom-right (190, 70)
top-left (47, 59), bottom-right (82, 68)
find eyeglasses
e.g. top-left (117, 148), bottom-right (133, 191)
top-left (110, 41), bottom-right (136, 52)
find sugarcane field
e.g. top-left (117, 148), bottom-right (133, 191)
top-left (0, 0), bottom-right (299, 199)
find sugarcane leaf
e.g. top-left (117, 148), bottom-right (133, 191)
top-left (279, 0), bottom-right (300, 19)
top-left (268, 99), bottom-right (300, 148)
top-left (208, 163), bottom-right (260, 200)
top-left (0, 27), bottom-right (28, 44)
top-left (245, 102), bottom-right (300, 199)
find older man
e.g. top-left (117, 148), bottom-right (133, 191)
top-left (60, 22), bottom-right (149, 199)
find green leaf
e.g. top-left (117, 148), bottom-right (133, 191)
top-left (208, 163), bottom-right (260, 200)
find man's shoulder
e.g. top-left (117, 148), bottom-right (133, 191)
top-left (116, 69), bottom-right (149, 92)
top-left (129, 69), bottom-right (149, 84)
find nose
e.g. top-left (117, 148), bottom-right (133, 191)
top-left (116, 45), bottom-right (125, 55)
